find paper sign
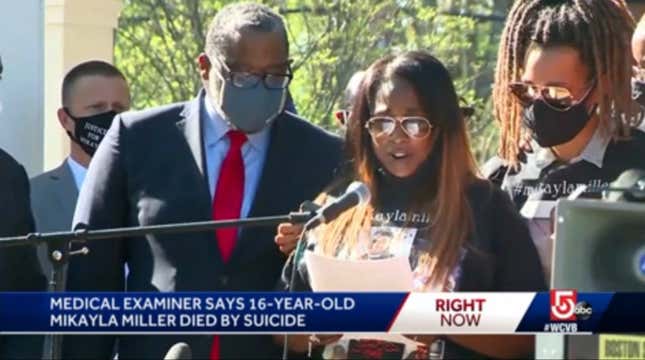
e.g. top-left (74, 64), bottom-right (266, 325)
top-left (304, 251), bottom-right (414, 292)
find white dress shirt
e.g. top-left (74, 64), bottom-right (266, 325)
top-left (66, 156), bottom-right (88, 191)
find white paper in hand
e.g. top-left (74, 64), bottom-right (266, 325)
top-left (304, 251), bottom-right (414, 291)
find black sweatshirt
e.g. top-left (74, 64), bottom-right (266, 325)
top-left (279, 169), bottom-right (546, 359)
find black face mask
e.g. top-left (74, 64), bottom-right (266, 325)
top-left (521, 98), bottom-right (596, 148)
top-left (64, 109), bottom-right (116, 156)
top-left (632, 78), bottom-right (645, 108)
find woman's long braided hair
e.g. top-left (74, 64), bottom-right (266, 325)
top-left (494, 0), bottom-right (638, 165)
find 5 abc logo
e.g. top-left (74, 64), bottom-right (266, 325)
top-left (550, 290), bottom-right (593, 321)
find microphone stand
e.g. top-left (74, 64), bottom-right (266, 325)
top-left (0, 212), bottom-right (315, 360)
top-left (282, 216), bottom-right (318, 360)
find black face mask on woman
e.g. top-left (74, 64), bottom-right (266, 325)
top-left (521, 91), bottom-right (596, 148)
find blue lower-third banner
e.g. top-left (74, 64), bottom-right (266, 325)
top-left (0, 291), bottom-right (644, 333)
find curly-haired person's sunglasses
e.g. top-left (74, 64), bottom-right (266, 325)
top-left (509, 80), bottom-right (595, 111)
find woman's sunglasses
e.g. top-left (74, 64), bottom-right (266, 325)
top-left (509, 80), bottom-right (595, 111)
top-left (365, 116), bottom-right (434, 139)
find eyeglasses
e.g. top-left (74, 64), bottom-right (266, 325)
top-left (365, 116), bottom-right (434, 139)
top-left (509, 80), bottom-right (595, 111)
top-left (212, 56), bottom-right (293, 89)
top-left (335, 110), bottom-right (350, 126)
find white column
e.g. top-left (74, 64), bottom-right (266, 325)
top-left (0, 0), bottom-right (45, 176)
top-left (43, 0), bottom-right (123, 172)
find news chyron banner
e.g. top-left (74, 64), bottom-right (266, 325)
top-left (0, 291), bottom-right (643, 333)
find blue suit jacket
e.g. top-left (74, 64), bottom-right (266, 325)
top-left (65, 92), bottom-right (342, 359)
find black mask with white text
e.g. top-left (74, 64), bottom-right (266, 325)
top-left (64, 109), bottom-right (116, 156)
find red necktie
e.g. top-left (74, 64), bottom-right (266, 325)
top-left (212, 130), bottom-right (247, 262)
top-left (211, 130), bottom-right (246, 360)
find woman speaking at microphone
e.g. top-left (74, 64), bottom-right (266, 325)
top-left (275, 51), bottom-right (545, 359)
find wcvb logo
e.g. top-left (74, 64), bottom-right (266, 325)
top-left (550, 290), bottom-right (592, 321)
top-left (550, 290), bottom-right (577, 321)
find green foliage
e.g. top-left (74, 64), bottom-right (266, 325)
top-left (115, 0), bottom-right (507, 163)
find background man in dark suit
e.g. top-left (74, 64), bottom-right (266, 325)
top-left (68, 3), bottom-right (342, 359)
top-left (0, 54), bottom-right (46, 359)
top-left (31, 60), bottom-right (130, 278)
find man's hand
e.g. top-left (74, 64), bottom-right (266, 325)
top-left (274, 222), bottom-right (305, 255)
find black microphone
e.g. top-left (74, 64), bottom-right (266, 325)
top-left (299, 200), bottom-right (321, 213)
top-left (306, 181), bottom-right (371, 229)
top-left (163, 342), bottom-right (192, 360)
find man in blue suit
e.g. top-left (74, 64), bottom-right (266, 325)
top-left (67, 3), bottom-right (342, 359)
